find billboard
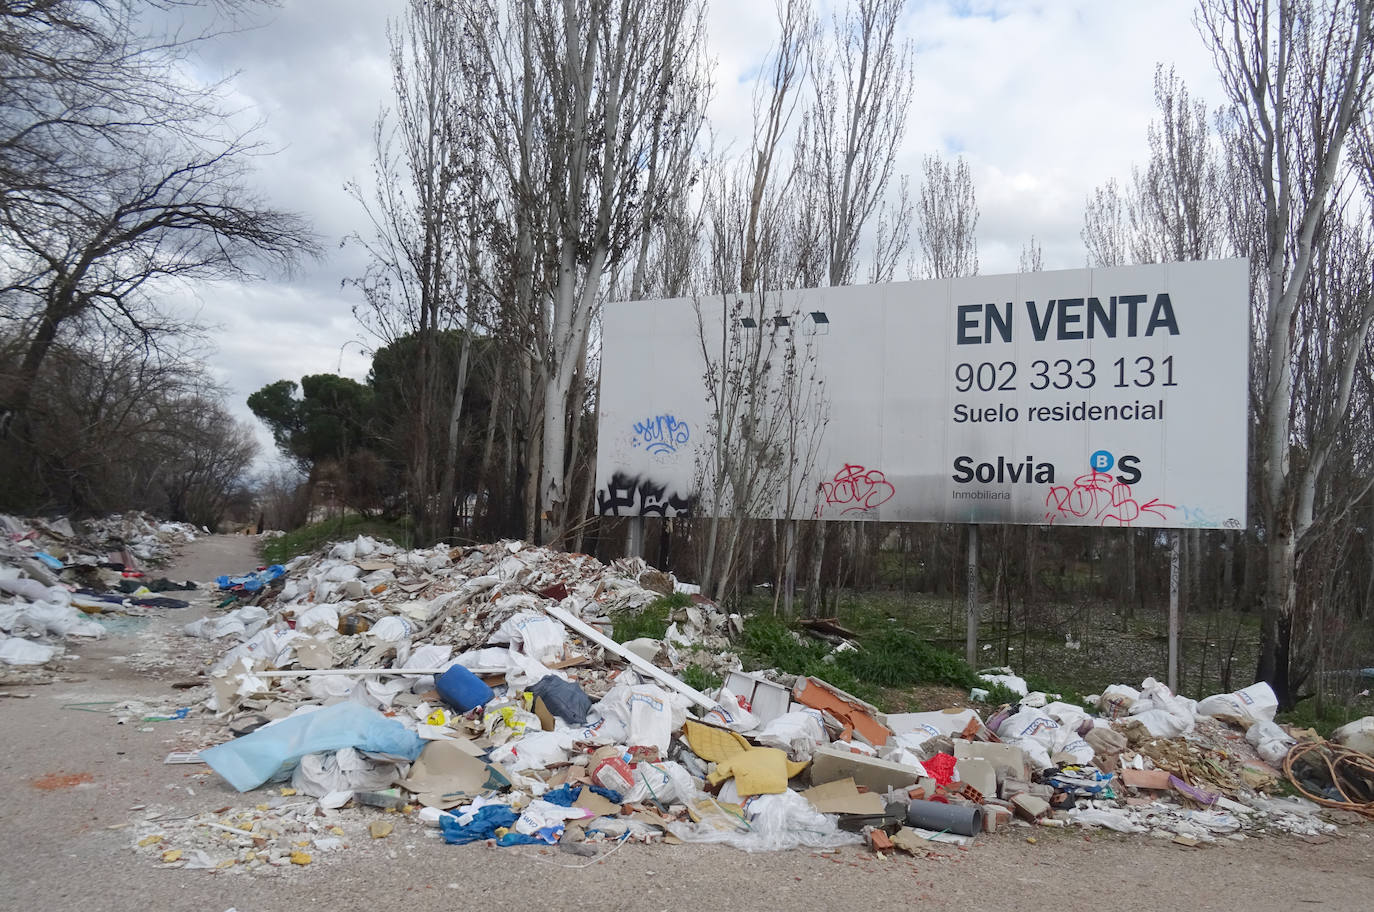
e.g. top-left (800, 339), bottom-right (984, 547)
top-left (595, 259), bottom-right (1249, 529)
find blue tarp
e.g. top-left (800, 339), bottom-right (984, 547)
top-left (201, 702), bottom-right (425, 792)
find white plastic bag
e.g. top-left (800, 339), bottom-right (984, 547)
top-left (1128, 677), bottom-right (1196, 738)
top-left (667, 788), bottom-right (861, 852)
top-left (0, 636), bottom-right (59, 665)
top-left (1097, 683), bottom-right (1141, 719)
top-left (1332, 716), bottom-right (1374, 756)
top-left (1196, 682), bottom-right (1279, 724)
top-left (622, 760), bottom-right (699, 805)
top-left (593, 681), bottom-right (684, 753)
top-left (12, 602), bottom-right (104, 639)
top-left (756, 710), bottom-right (827, 762)
top-left (291, 747), bottom-right (409, 797)
top-left (492, 610), bottom-right (566, 663)
top-left (997, 707), bottom-right (1061, 770)
top-left (488, 729), bottom-right (570, 771)
top-left (294, 604), bottom-right (340, 635)
top-left (704, 687), bottom-right (760, 733)
top-left (368, 616), bottom-right (414, 642)
top-left (979, 671), bottom-right (1028, 696)
top-left (1245, 719), bottom-right (1295, 765)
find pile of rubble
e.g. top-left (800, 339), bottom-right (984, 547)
top-left (138, 536), bottom-right (1370, 871)
top-left (0, 513), bottom-right (200, 668)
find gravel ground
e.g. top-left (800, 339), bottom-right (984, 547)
top-left (1, 534), bottom-right (1371, 912)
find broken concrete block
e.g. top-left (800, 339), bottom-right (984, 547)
top-left (984, 805), bottom-right (1013, 833)
top-left (1011, 793), bottom-right (1050, 821)
top-left (953, 739), bottom-right (1028, 781)
top-left (1000, 777), bottom-right (1032, 799)
top-left (810, 746), bottom-right (925, 793)
top-left (953, 757), bottom-right (996, 799)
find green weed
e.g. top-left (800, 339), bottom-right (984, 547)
top-left (610, 592), bottom-right (691, 643)
top-left (681, 663), bottom-right (723, 693)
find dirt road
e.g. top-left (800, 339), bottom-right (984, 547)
top-left (0, 535), bottom-right (1370, 912)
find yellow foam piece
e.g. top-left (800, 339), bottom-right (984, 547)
top-left (683, 720), bottom-right (752, 763)
top-left (706, 746), bottom-right (808, 796)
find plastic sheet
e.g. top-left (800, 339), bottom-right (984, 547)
top-left (667, 788), bottom-right (862, 852)
top-left (201, 702), bottom-right (425, 792)
top-left (0, 635), bottom-right (59, 665)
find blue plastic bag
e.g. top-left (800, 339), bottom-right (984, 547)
top-left (440, 805), bottom-right (519, 844)
top-left (201, 702), bottom-right (425, 792)
top-left (215, 564), bottom-right (286, 592)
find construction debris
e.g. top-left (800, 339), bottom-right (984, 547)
top-left (88, 533), bottom-right (1369, 872)
top-left (1, 513), bottom-right (200, 673)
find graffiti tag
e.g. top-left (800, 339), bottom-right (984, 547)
top-left (597, 472), bottom-right (695, 518)
top-left (1044, 470), bottom-right (1174, 526)
top-left (631, 414), bottom-right (691, 456)
top-left (815, 464), bottom-right (896, 516)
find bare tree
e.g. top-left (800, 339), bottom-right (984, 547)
top-left (1081, 179), bottom-right (1129, 267)
top-left (464, 0), bottom-right (709, 547)
top-left (804, 0), bottom-right (913, 287)
top-left (740, 0), bottom-right (814, 294)
top-left (345, 0), bottom-right (492, 542)
top-left (1198, 0), bottom-right (1374, 705)
top-left (914, 152), bottom-right (979, 279)
top-left (1129, 65), bottom-right (1228, 263)
top-left (1018, 236), bottom-right (1044, 273)
top-left (693, 290), bottom-right (827, 602)
top-left (0, 1), bottom-right (317, 430)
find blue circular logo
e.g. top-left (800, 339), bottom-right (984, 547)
top-left (1089, 449), bottom-right (1114, 473)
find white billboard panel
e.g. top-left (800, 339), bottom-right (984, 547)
top-left (596, 260), bottom-right (1249, 529)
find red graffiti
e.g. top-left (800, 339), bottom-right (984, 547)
top-left (1044, 470), bottom-right (1174, 526)
top-left (816, 464), bottom-right (896, 516)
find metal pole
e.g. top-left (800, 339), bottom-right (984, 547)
top-left (1168, 530), bottom-right (1180, 692)
top-left (966, 524), bottom-right (979, 665)
top-left (627, 515), bottom-right (644, 558)
top-left (784, 520), bottom-right (796, 615)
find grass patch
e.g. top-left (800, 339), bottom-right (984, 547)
top-left (834, 628), bottom-right (979, 690)
top-left (681, 663), bottom-right (723, 693)
top-left (611, 592), bottom-right (693, 643)
top-left (260, 515), bottom-right (415, 565)
top-left (737, 615), bottom-right (987, 705)
top-left (1277, 698), bottom-right (1373, 738)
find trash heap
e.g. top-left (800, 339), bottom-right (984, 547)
top-left (159, 536), bottom-right (1369, 871)
top-left (0, 513), bottom-right (200, 667)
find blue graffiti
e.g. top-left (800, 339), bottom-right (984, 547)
top-left (631, 414), bottom-right (691, 455)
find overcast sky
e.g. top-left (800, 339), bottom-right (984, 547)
top-left (180, 0), bottom-right (1225, 469)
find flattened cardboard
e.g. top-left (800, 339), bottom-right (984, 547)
top-left (801, 777), bottom-right (887, 815)
top-left (396, 740), bottom-right (511, 808)
top-left (574, 789), bottom-right (622, 817)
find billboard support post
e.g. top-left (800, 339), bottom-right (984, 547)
top-left (966, 524), bottom-right (980, 665)
top-left (784, 521), bottom-right (797, 616)
top-left (1168, 530), bottom-right (1181, 692)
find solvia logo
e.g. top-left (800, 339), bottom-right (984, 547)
top-left (1089, 449), bottom-right (1142, 485)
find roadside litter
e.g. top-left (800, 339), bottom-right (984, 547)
top-left (1, 513), bottom-right (200, 669)
top-left (124, 534), bottom-right (1371, 875)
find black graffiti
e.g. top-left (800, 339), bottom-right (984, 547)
top-left (597, 472), bottom-right (695, 517)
